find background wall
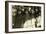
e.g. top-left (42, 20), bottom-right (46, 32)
top-left (0, 0), bottom-right (46, 34)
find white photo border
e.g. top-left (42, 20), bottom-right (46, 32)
top-left (5, 1), bottom-right (45, 33)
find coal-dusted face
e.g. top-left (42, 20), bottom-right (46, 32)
top-left (12, 5), bottom-right (41, 28)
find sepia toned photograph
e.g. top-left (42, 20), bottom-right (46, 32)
top-left (5, 1), bottom-right (45, 33)
top-left (12, 5), bottom-right (41, 28)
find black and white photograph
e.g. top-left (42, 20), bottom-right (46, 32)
top-left (5, 1), bottom-right (45, 33)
